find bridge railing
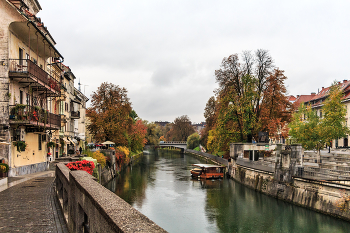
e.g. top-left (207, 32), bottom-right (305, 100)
top-left (159, 141), bottom-right (187, 144)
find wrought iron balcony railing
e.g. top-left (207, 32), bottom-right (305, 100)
top-left (9, 59), bottom-right (61, 94)
top-left (9, 104), bottom-right (61, 130)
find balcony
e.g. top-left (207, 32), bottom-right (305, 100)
top-left (9, 59), bottom-right (60, 96)
top-left (70, 111), bottom-right (80, 119)
top-left (9, 105), bottom-right (61, 130)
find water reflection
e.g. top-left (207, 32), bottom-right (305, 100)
top-left (105, 150), bottom-right (350, 233)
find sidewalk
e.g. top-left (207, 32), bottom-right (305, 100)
top-left (0, 169), bottom-right (68, 232)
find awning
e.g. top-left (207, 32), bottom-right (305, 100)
top-left (62, 138), bottom-right (69, 144)
top-left (68, 138), bottom-right (76, 145)
top-left (102, 141), bottom-right (115, 145)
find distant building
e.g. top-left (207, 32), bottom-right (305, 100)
top-left (192, 122), bottom-right (206, 134)
top-left (293, 80), bottom-right (350, 148)
top-left (155, 121), bottom-right (170, 127)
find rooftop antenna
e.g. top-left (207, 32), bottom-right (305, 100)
top-left (84, 85), bottom-right (89, 95)
top-left (78, 79), bottom-right (82, 92)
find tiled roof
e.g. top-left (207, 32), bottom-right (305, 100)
top-left (293, 95), bottom-right (315, 108)
top-left (298, 80), bottom-right (350, 107)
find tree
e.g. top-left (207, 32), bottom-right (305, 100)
top-left (171, 115), bottom-right (195, 141)
top-left (259, 69), bottom-right (293, 139)
top-left (129, 120), bottom-right (148, 152)
top-left (289, 82), bottom-right (349, 161)
top-left (86, 82), bottom-right (132, 146)
top-left (322, 83), bottom-right (349, 145)
top-left (144, 121), bottom-right (162, 145)
top-left (207, 50), bottom-right (291, 153)
top-left (289, 103), bottom-right (325, 161)
top-left (187, 133), bottom-right (200, 149)
top-left (201, 96), bottom-right (217, 147)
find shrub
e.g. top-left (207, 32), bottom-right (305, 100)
top-left (91, 150), bottom-right (106, 168)
top-left (0, 163), bottom-right (9, 173)
top-left (187, 133), bottom-right (200, 149)
top-left (117, 146), bottom-right (130, 157)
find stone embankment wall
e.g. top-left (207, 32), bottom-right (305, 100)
top-left (55, 163), bottom-right (166, 233)
top-left (229, 143), bottom-right (350, 221)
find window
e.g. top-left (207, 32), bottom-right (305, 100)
top-left (20, 91), bottom-right (23, 104)
top-left (319, 110), bottom-right (322, 118)
top-left (38, 134), bottom-right (42, 150)
top-left (19, 48), bottom-right (23, 65)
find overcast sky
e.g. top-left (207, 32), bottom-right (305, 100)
top-left (37, 0), bottom-right (350, 123)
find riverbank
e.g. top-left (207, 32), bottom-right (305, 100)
top-left (100, 151), bottom-right (144, 186)
top-left (184, 144), bottom-right (350, 222)
top-left (228, 143), bottom-right (350, 222)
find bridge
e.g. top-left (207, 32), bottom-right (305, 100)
top-left (159, 141), bottom-right (187, 149)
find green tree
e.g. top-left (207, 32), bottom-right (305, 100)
top-left (289, 103), bottom-right (324, 161)
top-left (289, 82), bottom-right (349, 161)
top-left (187, 132), bottom-right (200, 149)
top-left (322, 83), bottom-right (349, 145)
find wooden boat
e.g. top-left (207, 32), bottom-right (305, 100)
top-left (190, 164), bottom-right (225, 179)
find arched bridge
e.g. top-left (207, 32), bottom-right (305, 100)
top-left (159, 141), bottom-right (187, 149)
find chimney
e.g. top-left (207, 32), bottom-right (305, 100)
top-left (311, 92), bottom-right (316, 96)
top-left (344, 80), bottom-right (348, 83)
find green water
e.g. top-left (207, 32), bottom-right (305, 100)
top-left (105, 150), bottom-right (350, 233)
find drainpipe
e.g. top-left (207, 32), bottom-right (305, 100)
top-left (27, 22), bottom-right (31, 58)
top-left (35, 31), bottom-right (39, 63)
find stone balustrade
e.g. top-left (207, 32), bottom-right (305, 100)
top-left (55, 163), bottom-right (166, 233)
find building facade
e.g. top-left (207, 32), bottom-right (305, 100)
top-left (294, 80), bottom-right (350, 148)
top-left (0, 0), bottom-right (88, 176)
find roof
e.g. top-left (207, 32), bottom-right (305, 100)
top-left (293, 95), bottom-right (315, 108)
top-left (192, 164), bottom-right (224, 168)
top-left (303, 80), bottom-right (350, 107)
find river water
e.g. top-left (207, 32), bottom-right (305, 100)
top-left (105, 149), bottom-right (350, 233)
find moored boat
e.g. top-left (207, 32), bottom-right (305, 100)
top-left (190, 164), bottom-right (225, 179)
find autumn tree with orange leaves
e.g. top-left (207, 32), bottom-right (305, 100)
top-left (129, 120), bottom-right (148, 152)
top-left (205, 50), bottom-right (292, 154)
top-left (87, 82), bottom-right (134, 147)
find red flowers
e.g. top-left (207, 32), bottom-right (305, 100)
top-left (66, 160), bottom-right (95, 175)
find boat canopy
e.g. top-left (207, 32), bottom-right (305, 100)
top-left (192, 164), bottom-right (225, 168)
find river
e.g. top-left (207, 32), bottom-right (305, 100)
top-left (105, 149), bottom-right (350, 233)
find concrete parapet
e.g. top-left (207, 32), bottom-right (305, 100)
top-left (186, 149), bottom-right (228, 166)
top-left (55, 163), bottom-right (166, 233)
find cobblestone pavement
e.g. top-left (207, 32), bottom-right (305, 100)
top-left (0, 172), bottom-right (68, 233)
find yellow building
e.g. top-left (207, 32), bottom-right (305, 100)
top-left (0, 0), bottom-right (64, 176)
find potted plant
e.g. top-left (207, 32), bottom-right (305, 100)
top-left (0, 163), bottom-right (9, 177)
top-left (13, 141), bottom-right (27, 152)
top-left (47, 141), bottom-right (56, 148)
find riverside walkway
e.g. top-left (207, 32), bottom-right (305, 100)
top-left (0, 169), bottom-right (68, 233)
